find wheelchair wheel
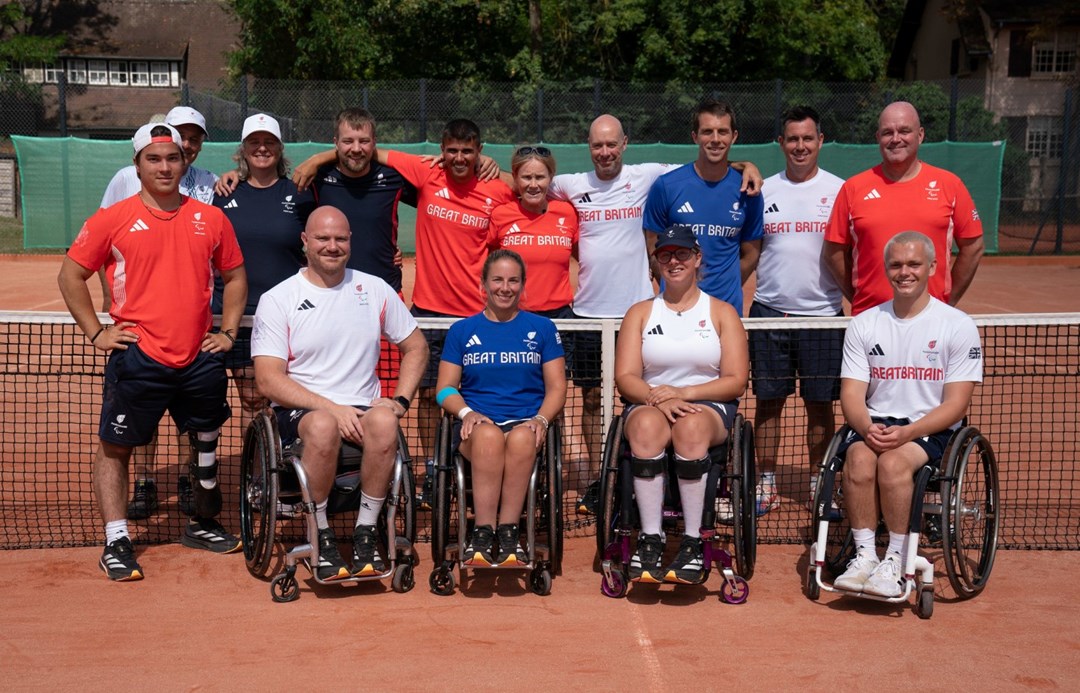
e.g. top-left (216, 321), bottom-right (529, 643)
top-left (812, 427), bottom-right (856, 577)
top-left (917, 585), bottom-right (934, 619)
top-left (530, 567), bottom-right (553, 596)
top-left (430, 415), bottom-right (454, 565)
top-left (240, 411), bottom-right (279, 579)
top-left (727, 415), bottom-right (750, 579)
top-left (270, 569), bottom-right (299, 603)
top-left (392, 563), bottom-right (415, 593)
top-left (596, 414), bottom-right (625, 561)
top-left (737, 417), bottom-right (757, 580)
top-left (544, 420), bottom-right (564, 576)
top-left (941, 427), bottom-right (999, 599)
top-left (379, 433), bottom-right (418, 568)
top-left (429, 565), bottom-right (456, 596)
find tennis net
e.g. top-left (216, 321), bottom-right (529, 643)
top-left (0, 312), bottom-right (1076, 550)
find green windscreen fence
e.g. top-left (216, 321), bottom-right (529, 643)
top-left (12, 137), bottom-right (1003, 253)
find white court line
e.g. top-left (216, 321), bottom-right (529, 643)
top-left (26, 300), bottom-right (66, 311)
top-left (629, 601), bottom-right (664, 689)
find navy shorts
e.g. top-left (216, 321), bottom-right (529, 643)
top-left (450, 416), bottom-right (533, 451)
top-left (411, 305), bottom-right (458, 389)
top-left (273, 405), bottom-right (370, 447)
top-left (834, 417), bottom-right (954, 466)
top-left (567, 308), bottom-right (614, 390)
top-left (626, 399), bottom-right (738, 434)
top-left (99, 344), bottom-right (230, 447)
top-left (748, 301), bottom-right (844, 402)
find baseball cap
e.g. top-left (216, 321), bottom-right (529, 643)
top-left (654, 224), bottom-right (698, 252)
top-left (132, 122), bottom-right (183, 156)
top-left (165, 106), bottom-right (208, 137)
top-left (241, 113), bottom-right (282, 142)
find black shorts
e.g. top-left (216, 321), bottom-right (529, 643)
top-left (834, 417), bottom-right (954, 466)
top-left (567, 308), bottom-right (613, 390)
top-left (411, 305), bottom-right (458, 389)
top-left (272, 405), bottom-right (370, 447)
top-left (748, 301), bottom-right (844, 402)
top-left (99, 344), bottom-right (230, 447)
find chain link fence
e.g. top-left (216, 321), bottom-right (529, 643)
top-left (1, 76), bottom-right (1077, 253)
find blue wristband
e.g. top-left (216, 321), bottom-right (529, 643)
top-left (435, 386), bottom-right (460, 406)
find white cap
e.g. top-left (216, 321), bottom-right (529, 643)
top-left (165, 106), bottom-right (208, 136)
top-left (132, 122), bottom-right (183, 156)
top-left (241, 113), bottom-right (282, 142)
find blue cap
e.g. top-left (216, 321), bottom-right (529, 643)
top-left (654, 224), bottom-right (698, 252)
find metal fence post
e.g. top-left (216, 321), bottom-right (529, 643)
top-left (362, 86), bottom-right (369, 110)
top-left (57, 72), bottom-right (67, 137)
top-left (949, 76), bottom-right (958, 141)
top-left (774, 78), bottom-right (783, 139)
top-left (537, 86), bottom-right (544, 142)
top-left (593, 78), bottom-right (601, 119)
top-left (419, 78), bottom-right (427, 142)
top-left (239, 78), bottom-right (248, 120)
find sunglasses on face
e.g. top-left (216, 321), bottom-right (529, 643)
top-left (654, 248), bottom-right (696, 264)
top-left (515, 145), bottom-right (552, 157)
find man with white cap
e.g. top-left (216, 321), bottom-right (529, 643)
top-left (58, 122), bottom-right (248, 581)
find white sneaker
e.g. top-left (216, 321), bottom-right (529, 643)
top-left (716, 497), bottom-right (734, 525)
top-left (833, 551), bottom-right (880, 592)
top-left (864, 554), bottom-right (904, 597)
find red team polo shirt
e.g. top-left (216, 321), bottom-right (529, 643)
top-left (824, 162), bottom-right (982, 315)
top-left (386, 151), bottom-right (515, 316)
top-left (67, 195), bottom-right (244, 368)
top-left (490, 199), bottom-right (579, 312)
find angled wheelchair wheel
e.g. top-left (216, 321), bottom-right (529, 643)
top-left (596, 414), bottom-right (625, 561)
top-left (813, 426), bottom-right (855, 577)
top-left (379, 436), bottom-right (418, 569)
top-left (727, 415), bottom-right (750, 579)
top-left (240, 411), bottom-right (279, 579)
top-left (737, 417), bottom-right (757, 580)
top-left (430, 415), bottom-right (454, 566)
top-left (941, 427), bottom-right (999, 599)
top-left (544, 420), bottom-right (564, 576)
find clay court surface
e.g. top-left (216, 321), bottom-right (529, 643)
top-left (2, 255), bottom-right (1079, 690)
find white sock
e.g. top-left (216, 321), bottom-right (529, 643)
top-left (853, 527), bottom-right (877, 555)
top-left (356, 492), bottom-right (385, 527)
top-left (105, 519), bottom-right (129, 545)
top-left (196, 430), bottom-right (219, 490)
top-left (676, 474), bottom-right (708, 539)
top-left (633, 473), bottom-right (666, 536)
top-left (315, 500), bottom-right (329, 530)
top-left (887, 531), bottom-right (906, 559)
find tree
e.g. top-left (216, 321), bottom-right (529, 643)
top-left (0, 2), bottom-right (64, 73)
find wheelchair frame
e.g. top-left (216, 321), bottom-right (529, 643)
top-left (806, 424), bottom-right (1000, 619)
top-left (239, 409), bottom-right (418, 603)
top-left (427, 413), bottom-right (563, 596)
top-left (596, 410), bottom-right (757, 603)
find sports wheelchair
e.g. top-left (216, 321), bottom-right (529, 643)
top-left (806, 423), bottom-right (999, 619)
top-left (596, 409), bottom-right (756, 603)
top-left (428, 413), bottom-right (564, 596)
top-left (239, 410), bottom-right (417, 602)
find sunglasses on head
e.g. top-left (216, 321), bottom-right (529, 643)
top-left (654, 248), bottom-right (696, 264)
top-left (515, 145), bottom-right (552, 157)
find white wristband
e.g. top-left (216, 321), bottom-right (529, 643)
top-left (457, 406), bottom-right (474, 420)
top-left (533, 414), bottom-right (549, 429)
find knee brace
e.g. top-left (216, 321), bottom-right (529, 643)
top-left (674, 454), bottom-right (710, 480)
top-left (188, 431), bottom-right (219, 480)
top-left (630, 454), bottom-right (667, 479)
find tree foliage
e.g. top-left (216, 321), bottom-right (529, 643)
top-left (0, 2), bottom-right (64, 72)
top-left (226, 0), bottom-right (903, 83)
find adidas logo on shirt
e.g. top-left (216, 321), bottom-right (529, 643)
top-left (223, 199), bottom-right (239, 209)
top-left (297, 299), bottom-right (316, 311)
top-left (646, 324), bottom-right (664, 335)
top-left (869, 343), bottom-right (885, 356)
top-left (578, 193), bottom-right (592, 204)
top-left (435, 187), bottom-right (451, 199)
top-left (863, 189), bottom-right (882, 200)
top-left (128, 218), bottom-right (149, 233)
top-left (465, 335), bottom-right (482, 348)
top-left (507, 223), bottom-right (521, 234)
top-left (765, 203), bottom-right (779, 214)
top-left (677, 201), bottom-right (695, 214)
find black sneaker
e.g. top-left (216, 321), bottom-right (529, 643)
top-left (663, 535), bottom-right (706, 584)
top-left (192, 480), bottom-right (223, 519)
top-left (177, 477), bottom-right (195, 516)
top-left (100, 537), bottom-right (144, 581)
top-left (316, 528), bottom-right (350, 581)
top-left (463, 524), bottom-right (496, 567)
top-left (181, 517), bottom-right (242, 554)
top-left (628, 533), bottom-right (665, 583)
top-left (418, 459), bottom-right (434, 511)
top-left (576, 480), bottom-right (601, 516)
top-left (496, 523), bottom-right (528, 566)
top-left (127, 479), bottom-right (159, 520)
top-left (351, 524), bottom-right (387, 576)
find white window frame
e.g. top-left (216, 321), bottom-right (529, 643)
top-left (150, 61), bottom-right (170, 87)
top-left (66, 58), bottom-right (87, 85)
top-left (88, 59), bottom-right (108, 85)
top-left (130, 61), bottom-right (149, 86)
top-left (1033, 31), bottom-right (1078, 76)
top-left (1026, 116), bottom-right (1063, 159)
top-left (43, 63), bottom-right (61, 83)
top-left (21, 63), bottom-right (44, 83)
top-left (108, 60), bottom-right (128, 85)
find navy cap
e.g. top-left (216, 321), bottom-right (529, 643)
top-left (654, 224), bottom-right (698, 252)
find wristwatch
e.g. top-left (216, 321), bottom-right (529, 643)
top-left (393, 395), bottom-right (411, 412)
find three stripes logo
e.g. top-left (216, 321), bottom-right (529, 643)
top-left (297, 299), bottom-right (316, 311)
top-left (128, 218), bottom-right (149, 233)
top-left (578, 193), bottom-right (592, 204)
top-left (465, 335), bottom-right (482, 348)
top-left (863, 189), bottom-right (882, 200)
top-left (223, 199), bottom-right (239, 209)
top-left (435, 187), bottom-right (451, 199)
top-left (765, 203), bottom-right (780, 214)
top-left (677, 201), bottom-right (695, 214)
top-left (507, 223), bottom-right (522, 234)
top-left (869, 343), bottom-right (885, 356)
top-left (646, 324), bottom-right (664, 336)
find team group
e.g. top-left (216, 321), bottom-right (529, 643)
top-left (56, 96), bottom-right (985, 597)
